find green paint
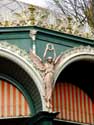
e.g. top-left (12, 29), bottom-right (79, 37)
top-left (0, 26), bottom-right (93, 58)
top-left (0, 26), bottom-right (92, 124)
top-left (0, 26), bottom-right (93, 112)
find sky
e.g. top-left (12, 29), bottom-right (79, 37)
top-left (18, 0), bottom-right (48, 7)
top-left (0, 0), bottom-right (51, 21)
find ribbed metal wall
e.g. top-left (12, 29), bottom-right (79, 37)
top-left (52, 83), bottom-right (94, 124)
top-left (0, 80), bottom-right (30, 117)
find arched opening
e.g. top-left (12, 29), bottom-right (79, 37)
top-left (0, 43), bottom-right (45, 116)
top-left (0, 56), bottom-right (42, 113)
top-left (0, 55), bottom-right (43, 113)
top-left (52, 59), bottom-right (94, 125)
top-left (58, 59), bottom-right (94, 99)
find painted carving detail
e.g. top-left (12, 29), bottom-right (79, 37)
top-left (0, 41), bottom-right (31, 62)
top-left (30, 44), bottom-right (94, 110)
top-left (30, 43), bottom-right (62, 110)
top-left (1, 41), bottom-right (94, 111)
top-left (55, 45), bottom-right (94, 67)
top-left (29, 30), bottom-right (37, 54)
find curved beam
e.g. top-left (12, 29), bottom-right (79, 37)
top-left (54, 46), bottom-right (94, 86)
top-left (0, 42), bottom-right (46, 111)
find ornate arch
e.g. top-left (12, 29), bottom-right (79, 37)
top-left (52, 45), bottom-right (94, 124)
top-left (0, 41), bottom-right (46, 112)
top-left (54, 45), bottom-right (94, 84)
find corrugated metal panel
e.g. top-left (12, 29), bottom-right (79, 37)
top-left (0, 80), bottom-right (30, 117)
top-left (52, 83), bottom-right (94, 124)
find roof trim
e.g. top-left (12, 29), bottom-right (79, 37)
top-left (0, 26), bottom-right (93, 46)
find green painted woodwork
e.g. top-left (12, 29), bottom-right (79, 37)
top-left (0, 26), bottom-right (94, 124)
top-left (0, 26), bottom-right (93, 59)
top-left (27, 111), bottom-right (58, 125)
top-left (0, 111), bottom-right (58, 125)
top-left (0, 46), bottom-right (43, 114)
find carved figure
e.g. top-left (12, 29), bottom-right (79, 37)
top-left (29, 43), bottom-right (61, 110)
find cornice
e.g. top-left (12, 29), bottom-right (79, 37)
top-left (0, 26), bottom-right (93, 46)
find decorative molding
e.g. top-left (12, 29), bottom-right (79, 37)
top-left (29, 43), bottom-right (56, 111)
top-left (1, 42), bottom-right (94, 111)
top-left (0, 41), bottom-right (44, 86)
top-left (29, 30), bottom-right (38, 54)
top-left (57, 45), bottom-right (94, 61)
top-left (54, 45), bottom-right (94, 85)
top-left (29, 30), bottom-right (37, 41)
top-left (0, 41), bottom-right (33, 63)
top-left (0, 41), bottom-right (46, 111)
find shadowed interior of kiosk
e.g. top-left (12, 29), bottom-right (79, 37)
top-left (58, 59), bottom-right (94, 100)
top-left (52, 59), bottom-right (94, 125)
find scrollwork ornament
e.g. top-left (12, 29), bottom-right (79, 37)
top-left (0, 41), bottom-right (31, 62)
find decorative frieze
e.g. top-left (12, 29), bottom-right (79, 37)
top-left (58, 45), bottom-right (94, 61)
top-left (0, 41), bottom-right (32, 63)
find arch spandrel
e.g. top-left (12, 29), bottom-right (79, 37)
top-left (54, 45), bottom-right (94, 85)
top-left (0, 41), bottom-right (46, 112)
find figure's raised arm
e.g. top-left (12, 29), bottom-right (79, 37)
top-left (29, 49), bottom-right (45, 71)
top-left (43, 44), bottom-right (56, 62)
top-left (54, 52), bottom-right (64, 70)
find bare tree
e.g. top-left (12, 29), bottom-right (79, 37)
top-left (49, 0), bottom-right (94, 28)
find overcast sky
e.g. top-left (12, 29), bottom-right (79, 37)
top-left (18, 0), bottom-right (48, 7)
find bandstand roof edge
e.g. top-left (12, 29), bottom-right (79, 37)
top-left (0, 26), bottom-right (94, 47)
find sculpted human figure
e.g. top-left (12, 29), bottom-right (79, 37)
top-left (43, 44), bottom-right (56, 109)
top-left (43, 57), bottom-right (54, 108)
top-left (30, 43), bottom-right (62, 110)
